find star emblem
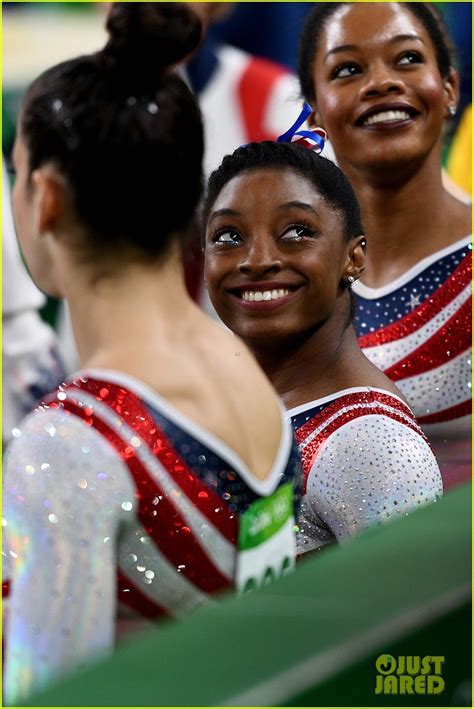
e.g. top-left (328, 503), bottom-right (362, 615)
top-left (408, 293), bottom-right (421, 310)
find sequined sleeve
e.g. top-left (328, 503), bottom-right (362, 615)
top-left (3, 407), bottom-right (135, 705)
top-left (299, 415), bottom-right (443, 551)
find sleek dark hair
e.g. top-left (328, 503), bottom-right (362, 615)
top-left (20, 3), bottom-right (204, 255)
top-left (298, 2), bottom-right (455, 105)
top-left (203, 141), bottom-right (365, 241)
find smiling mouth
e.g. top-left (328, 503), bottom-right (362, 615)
top-left (356, 107), bottom-right (418, 128)
top-left (241, 288), bottom-right (292, 302)
top-left (228, 285), bottom-right (302, 308)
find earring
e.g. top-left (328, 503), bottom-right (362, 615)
top-left (447, 105), bottom-right (457, 117)
top-left (347, 275), bottom-right (355, 284)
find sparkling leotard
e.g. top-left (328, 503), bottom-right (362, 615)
top-left (3, 370), bottom-right (301, 703)
top-left (290, 387), bottom-right (442, 555)
top-left (353, 236), bottom-right (471, 488)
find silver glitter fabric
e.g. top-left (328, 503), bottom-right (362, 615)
top-left (3, 370), bottom-right (302, 704)
top-left (3, 409), bottom-right (126, 704)
top-left (290, 388), bottom-right (443, 555)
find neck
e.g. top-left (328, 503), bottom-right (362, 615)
top-left (246, 301), bottom-right (368, 409)
top-left (338, 148), bottom-right (466, 287)
top-left (57, 241), bottom-right (194, 368)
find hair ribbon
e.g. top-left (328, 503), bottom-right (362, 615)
top-left (277, 102), bottom-right (326, 153)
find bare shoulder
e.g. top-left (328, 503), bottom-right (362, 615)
top-left (200, 320), bottom-right (283, 405)
top-left (199, 320), bottom-right (274, 397)
top-left (185, 320), bottom-right (285, 479)
top-left (108, 314), bottom-right (286, 480)
top-left (365, 362), bottom-right (407, 401)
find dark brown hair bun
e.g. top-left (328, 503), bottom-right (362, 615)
top-left (103, 2), bottom-right (202, 91)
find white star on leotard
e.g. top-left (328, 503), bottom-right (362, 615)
top-left (409, 293), bottom-right (421, 310)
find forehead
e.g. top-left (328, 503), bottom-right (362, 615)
top-left (320, 3), bottom-right (429, 54)
top-left (211, 168), bottom-right (331, 213)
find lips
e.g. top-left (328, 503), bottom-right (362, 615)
top-left (227, 281), bottom-right (303, 309)
top-left (355, 103), bottom-right (419, 128)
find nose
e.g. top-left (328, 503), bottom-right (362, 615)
top-left (238, 233), bottom-right (283, 277)
top-left (361, 61), bottom-right (405, 99)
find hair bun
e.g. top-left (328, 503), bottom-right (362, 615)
top-left (104, 2), bottom-right (202, 80)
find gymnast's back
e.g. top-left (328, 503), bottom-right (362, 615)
top-left (2, 4), bottom-right (301, 704)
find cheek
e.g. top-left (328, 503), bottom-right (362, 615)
top-left (320, 92), bottom-right (345, 119)
top-left (419, 74), bottom-right (446, 111)
top-left (314, 86), bottom-right (350, 136)
top-left (11, 181), bottom-right (29, 249)
top-left (203, 252), bottom-right (225, 296)
top-left (309, 255), bottom-right (342, 300)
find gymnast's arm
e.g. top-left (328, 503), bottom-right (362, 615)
top-left (303, 414), bottom-right (443, 544)
top-left (3, 407), bottom-right (135, 704)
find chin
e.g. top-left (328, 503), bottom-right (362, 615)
top-left (221, 321), bottom-right (278, 344)
top-left (354, 145), bottom-right (431, 175)
top-left (33, 273), bottom-right (62, 299)
top-left (356, 135), bottom-right (434, 166)
top-left (242, 325), bottom-right (314, 351)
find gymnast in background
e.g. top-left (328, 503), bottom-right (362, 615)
top-left (297, 2), bottom-right (471, 487)
top-left (3, 4), bottom-right (301, 703)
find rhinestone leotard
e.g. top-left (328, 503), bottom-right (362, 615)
top-left (290, 387), bottom-right (442, 555)
top-left (353, 236), bottom-right (471, 488)
top-left (3, 369), bottom-right (301, 704)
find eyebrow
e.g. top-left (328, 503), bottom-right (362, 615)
top-left (209, 201), bottom-right (318, 223)
top-left (278, 201), bottom-right (318, 216)
top-left (390, 33), bottom-right (424, 45)
top-left (208, 207), bottom-right (241, 224)
top-left (324, 34), bottom-right (424, 61)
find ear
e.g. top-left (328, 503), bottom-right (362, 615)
top-left (444, 68), bottom-right (460, 117)
top-left (30, 168), bottom-right (66, 237)
top-left (342, 235), bottom-right (366, 285)
top-left (308, 106), bottom-right (325, 133)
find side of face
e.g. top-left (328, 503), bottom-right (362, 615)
top-left (310, 3), bottom-right (458, 171)
top-left (204, 168), bottom-right (364, 346)
top-left (12, 133), bottom-right (64, 297)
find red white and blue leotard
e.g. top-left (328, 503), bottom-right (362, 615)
top-left (290, 387), bottom-right (442, 555)
top-left (3, 370), bottom-right (301, 703)
top-left (353, 236), bottom-right (471, 488)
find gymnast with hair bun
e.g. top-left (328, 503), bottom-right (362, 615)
top-left (3, 4), bottom-right (301, 702)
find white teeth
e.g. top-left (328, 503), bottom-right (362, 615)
top-left (241, 289), bottom-right (291, 302)
top-left (364, 110), bottom-right (411, 126)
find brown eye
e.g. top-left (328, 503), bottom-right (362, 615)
top-left (282, 225), bottom-right (315, 241)
top-left (397, 51), bottom-right (424, 66)
top-left (332, 62), bottom-right (361, 79)
top-left (213, 229), bottom-right (242, 245)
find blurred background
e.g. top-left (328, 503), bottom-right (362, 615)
top-left (3, 2), bottom-right (472, 146)
top-left (2, 1), bottom-right (472, 331)
top-left (3, 2), bottom-right (472, 157)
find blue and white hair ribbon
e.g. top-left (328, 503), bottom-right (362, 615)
top-left (277, 102), bottom-right (326, 153)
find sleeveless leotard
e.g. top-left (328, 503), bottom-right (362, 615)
top-left (3, 369), bottom-right (301, 703)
